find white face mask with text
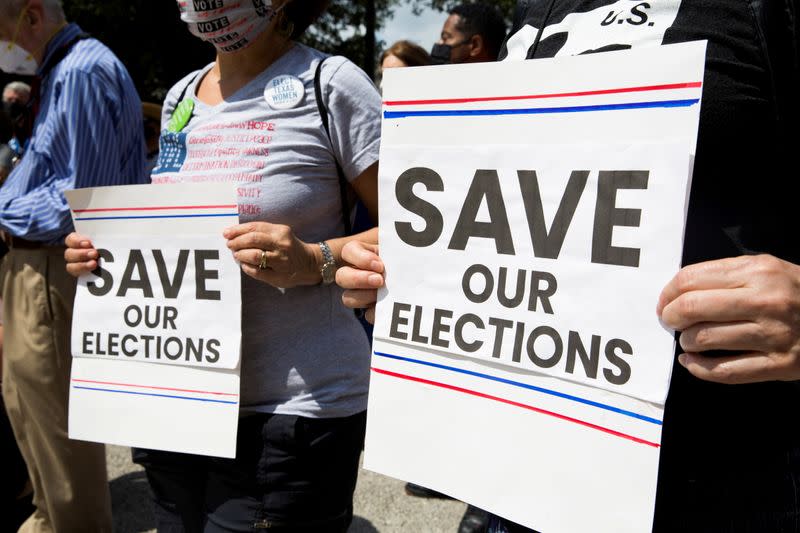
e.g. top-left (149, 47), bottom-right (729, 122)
top-left (178, 0), bottom-right (278, 53)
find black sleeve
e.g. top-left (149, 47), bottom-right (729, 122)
top-left (499, 0), bottom-right (531, 60)
top-left (768, 0), bottom-right (799, 152)
top-left (794, 0), bottom-right (800, 63)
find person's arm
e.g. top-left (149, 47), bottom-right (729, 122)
top-left (223, 162), bottom-right (379, 288)
top-left (0, 69), bottom-right (143, 241)
top-left (225, 57), bottom-right (381, 289)
top-left (0, 144), bottom-right (13, 185)
top-left (657, 254), bottom-right (800, 383)
top-left (64, 71), bottom-right (195, 277)
top-left (318, 161), bottom-right (379, 264)
top-left (0, 161), bottom-right (74, 241)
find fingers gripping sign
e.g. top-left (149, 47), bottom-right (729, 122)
top-left (336, 241), bottom-right (384, 324)
top-left (223, 222), bottom-right (321, 289)
top-left (65, 232), bottom-right (100, 277)
top-left (657, 255), bottom-right (800, 384)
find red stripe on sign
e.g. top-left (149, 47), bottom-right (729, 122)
top-left (71, 379), bottom-right (239, 397)
top-left (72, 204), bottom-right (238, 213)
top-left (371, 368), bottom-right (660, 448)
top-left (383, 82), bottom-right (703, 107)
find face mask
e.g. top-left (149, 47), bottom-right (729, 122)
top-left (431, 38), bottom-right (473, 66)
top-left (179, 0), bottom-right (278, 53)
top-left (0, 41), bottom-right (36, 75)
top-left (3, 99), bottom-right (27, 123)
top-left (0, 7), bottom-right (37, 75)
top-left (430, 43), bottom-right (452, 65)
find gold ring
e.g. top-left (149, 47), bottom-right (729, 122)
top-left (259, 250), bottom-right (269, 270)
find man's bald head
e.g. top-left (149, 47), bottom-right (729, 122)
top-left (0, 0), bottom-right (65, 26)
top-left (0, 0), bottom-right (66, 66)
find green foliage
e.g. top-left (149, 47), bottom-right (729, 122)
top-left (59, 0), bottom-right (516, 100)
top-left (303, 0), bottom-right (517, 78)
top-left (63, 0), bottom-right (213, 102)
top-left (410, 0), bottom-right (516, 19)
top-left (301, 1), bottom-right (395, 73)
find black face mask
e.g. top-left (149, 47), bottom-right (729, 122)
top-left (2, 100), bottom-right (31, 147)
top-left (2, 100), bottom-right (26, 124)
top-left (430, 43), bottom-right (453, 65)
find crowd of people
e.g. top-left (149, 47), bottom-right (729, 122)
top-left (0, 0), bottom-right (798, 532)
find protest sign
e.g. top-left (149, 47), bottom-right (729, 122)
top-left (66, 183), bottom-right (241, 458)
top-left (366, 41), bottom-right (706, 532)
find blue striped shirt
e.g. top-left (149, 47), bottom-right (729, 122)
top-left (0, 23), bottom-right (148, 244)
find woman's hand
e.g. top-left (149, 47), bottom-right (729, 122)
top-left (336, 241), bottom-right (384, 324)
top-left (64, 233), bottom-right (99, 277)
top-left (224, 222), bottom-right (321, 289)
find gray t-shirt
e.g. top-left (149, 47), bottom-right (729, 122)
top-left (153, 44), bottom-right (380, 418)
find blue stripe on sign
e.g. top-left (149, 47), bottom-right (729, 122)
top-left (74, 213), bottom-right (240, 221)
top-left (73, 386), bottom-right (239, 405)
top-left (383, 99), bottom-right (700, 119)
top-left (373, 351), bottom-right (662, 425)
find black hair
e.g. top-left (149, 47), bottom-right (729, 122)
top-left (283, 0), bottom-right (330, 40)
top-left (450, 2), bottom-right (507, 60)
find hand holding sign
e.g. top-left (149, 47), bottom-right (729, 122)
top-left (65, 232), bottom-right (99, 276)
top-left (367, 42), bottom-right (708, 533)
top-left (224, 221), bottom-right (321, 288)
top-left (65, 183), bottom-right (242, 457)
top-left (658, 254), bottom-right (800, 384)
top-left (337, 240), bottom-right (384, 323)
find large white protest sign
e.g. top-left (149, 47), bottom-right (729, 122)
top-left (366, 42), bottom-right (706, 532)
top-left (66, 183), bottom-right (242, 458)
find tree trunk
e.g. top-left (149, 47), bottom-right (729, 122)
top-left (364, 0), bottom-right (377, 79)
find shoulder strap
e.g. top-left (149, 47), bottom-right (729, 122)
top-left (162, 71), bottom-right (202, 132)
top-left (314, 57), bottom-right (353, 236)
top-left (176, 71), bottom-right (202, 104)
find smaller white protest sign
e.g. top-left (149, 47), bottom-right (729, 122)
top-left (67, 183), bottom-right (242, 458)
top-left (73, 237), bottom-right (239, 369)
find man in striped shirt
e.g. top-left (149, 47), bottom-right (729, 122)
top-left (0, 0), bottom-right (147, 531)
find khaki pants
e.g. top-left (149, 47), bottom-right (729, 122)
top-left (1, 247), bottom-right (112, 533)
